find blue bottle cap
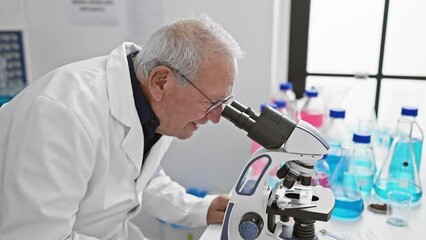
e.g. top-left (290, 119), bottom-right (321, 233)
top-left (274, 99), bottom-right (287, 108)
top-left (329, 108), bottom-right (345, 118)
top-left (186, 187), bottom-right (208, 198)
top-left (401, 106), bottom-right (418, 117)
top-left (280, 82), bottom-right (293, 90)
top-left (353, 133), bottom-right (371, 143)
top-left (305, 88), bottom-right (318, 97)
top-left (261, 103), bottom-right (277, 112)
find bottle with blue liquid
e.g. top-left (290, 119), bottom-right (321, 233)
top-left (352, 133), bottom-right (376, 196)
top-left (374, 118), bottom-right (422, 203)
top-left (389, 106), bottom-right (423, 172)
top-left (331, 144), bottom-right (364, 220)
top-left (322, 108), bottom-right (352, 177)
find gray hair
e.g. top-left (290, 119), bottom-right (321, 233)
top-left (133, 14), bottom-right (244, 84)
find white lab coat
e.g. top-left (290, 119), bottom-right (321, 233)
top-left (0, 42), bottom-right (215, 240)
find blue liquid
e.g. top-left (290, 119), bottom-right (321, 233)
top-left (326, 154), bottom-right (340, 177)
top-left (389, 137), bottom-right (423, 171)
top-left (377, 128), bottom-right (391, 146)
top-left (389, 140), bottom-right (421, 178)
top-left (267, 177), bottom-right (280, 188)
top-left (356, 167), bottom-right (375, 196)
top-left (354, 158), bottom-right (375, 196)
top-left (374, 179), bottom-right (422, 203)
top-left (332, 188), bottom-right (364, 219)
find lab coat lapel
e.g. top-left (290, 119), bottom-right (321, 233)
top-left (136, 136), bottom-right (173, 192)
top-left (106, 42), bottom-right (144, 173)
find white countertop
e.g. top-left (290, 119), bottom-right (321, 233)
top-left (201, 192), bottom-right (424, 240)
top-left (202, 154), bottom-right (426, 240)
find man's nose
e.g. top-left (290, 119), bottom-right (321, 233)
top-left (206, 105), bottom-right (223, 123)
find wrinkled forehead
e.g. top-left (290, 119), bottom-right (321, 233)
top-left (198, 55), bottom-right (236, 96)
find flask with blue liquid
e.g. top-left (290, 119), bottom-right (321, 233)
top-left (389, 106), bottom-right (423, 172)
top-left (322, 108), bottom-right (352, 176)
top-left (374, 118), bottom-right (422, 203)
top-left (352, 133), bottom-right (376, 196)
top-left (331, 144), bottom-right (364, 219)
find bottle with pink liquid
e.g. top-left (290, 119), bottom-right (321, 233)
top-left (299, 87), bottom-right (325, 130)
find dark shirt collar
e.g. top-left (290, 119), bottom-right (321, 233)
top-left (127, 51), bottom-right (162, 160)
top-left (127, 51), bottom-right (160, 127)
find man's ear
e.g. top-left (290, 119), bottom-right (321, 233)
top-left (148, 66), bottom-right (172, 102)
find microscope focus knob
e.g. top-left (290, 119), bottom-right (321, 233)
top-left (238, 212), bottom-right (263, 240)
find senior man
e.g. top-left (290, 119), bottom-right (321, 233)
top-left (0, 14), bottom-right (243, 239)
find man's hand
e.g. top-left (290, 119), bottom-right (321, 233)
top-left (207, 194), bottom-right (230, 224)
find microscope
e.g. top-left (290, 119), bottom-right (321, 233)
top-left (220, 100), bottom-right (334, 240)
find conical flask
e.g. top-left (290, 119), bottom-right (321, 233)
top-left (330, 144), bottom-right (364, 219)
top-left (311, 158), bottom-right (330, 187)
top-left (374, 118), bottom-right (422, 203)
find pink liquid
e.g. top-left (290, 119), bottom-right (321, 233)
top-left (311, 172), bottom-right (329, 187)
top-left (251, 141), bottom-right (262, 153)
top-left (250, 141), bottom-right (264, 176)
top-left (300, 111), bottom-right (323, 128)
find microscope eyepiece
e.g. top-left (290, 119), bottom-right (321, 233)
top-left (222, 100), bottom-right (297, 149)
top-left (221, 103), bottom-right (256, 133)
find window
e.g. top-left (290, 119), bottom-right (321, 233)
top-left (288, 0), bottom-right (426, 134)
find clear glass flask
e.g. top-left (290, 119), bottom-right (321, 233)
top-left (323, 108), bottom-right (352, 176)
top-left (389, 107), bottom-right (423, 172)
top-left (331, 144), bottom-right (364, 219)
top-left (352, 133), bottom-right (376, 196)
top-left (374, 118), bottom-right (422, 203)
top-left (311, 158), bottom-right (330, 187)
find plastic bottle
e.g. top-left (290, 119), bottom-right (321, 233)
top-left (272, 82), bottom-right (297, 120)
top-left (389, 106), bottom-right (423, 171)
top-left (273, 99), bottom-right (289, 117)
top-left (322, 108), bottom-right (352, 176)
top-left (331, 144), bottom-right (364, 219)
top-left (352, 133), bottom-right (376, 196)
top-left (374, 118), bottom-right (422, 203)
top-left (299, 87), bottom-right (325, 129)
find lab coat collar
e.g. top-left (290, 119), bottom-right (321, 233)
top-left (106, 42), bottom-right (144, 172)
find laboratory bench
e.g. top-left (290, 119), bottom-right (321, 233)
top-left (201, 161), bottom-right (426, 240)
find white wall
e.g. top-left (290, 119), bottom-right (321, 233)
top-left (1, 0), bottom-right (291, 239)
top-left (23, 0), bottom-right (129, 80)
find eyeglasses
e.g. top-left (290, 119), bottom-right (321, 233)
top-left (167, 65), bottom-right (233, 114)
